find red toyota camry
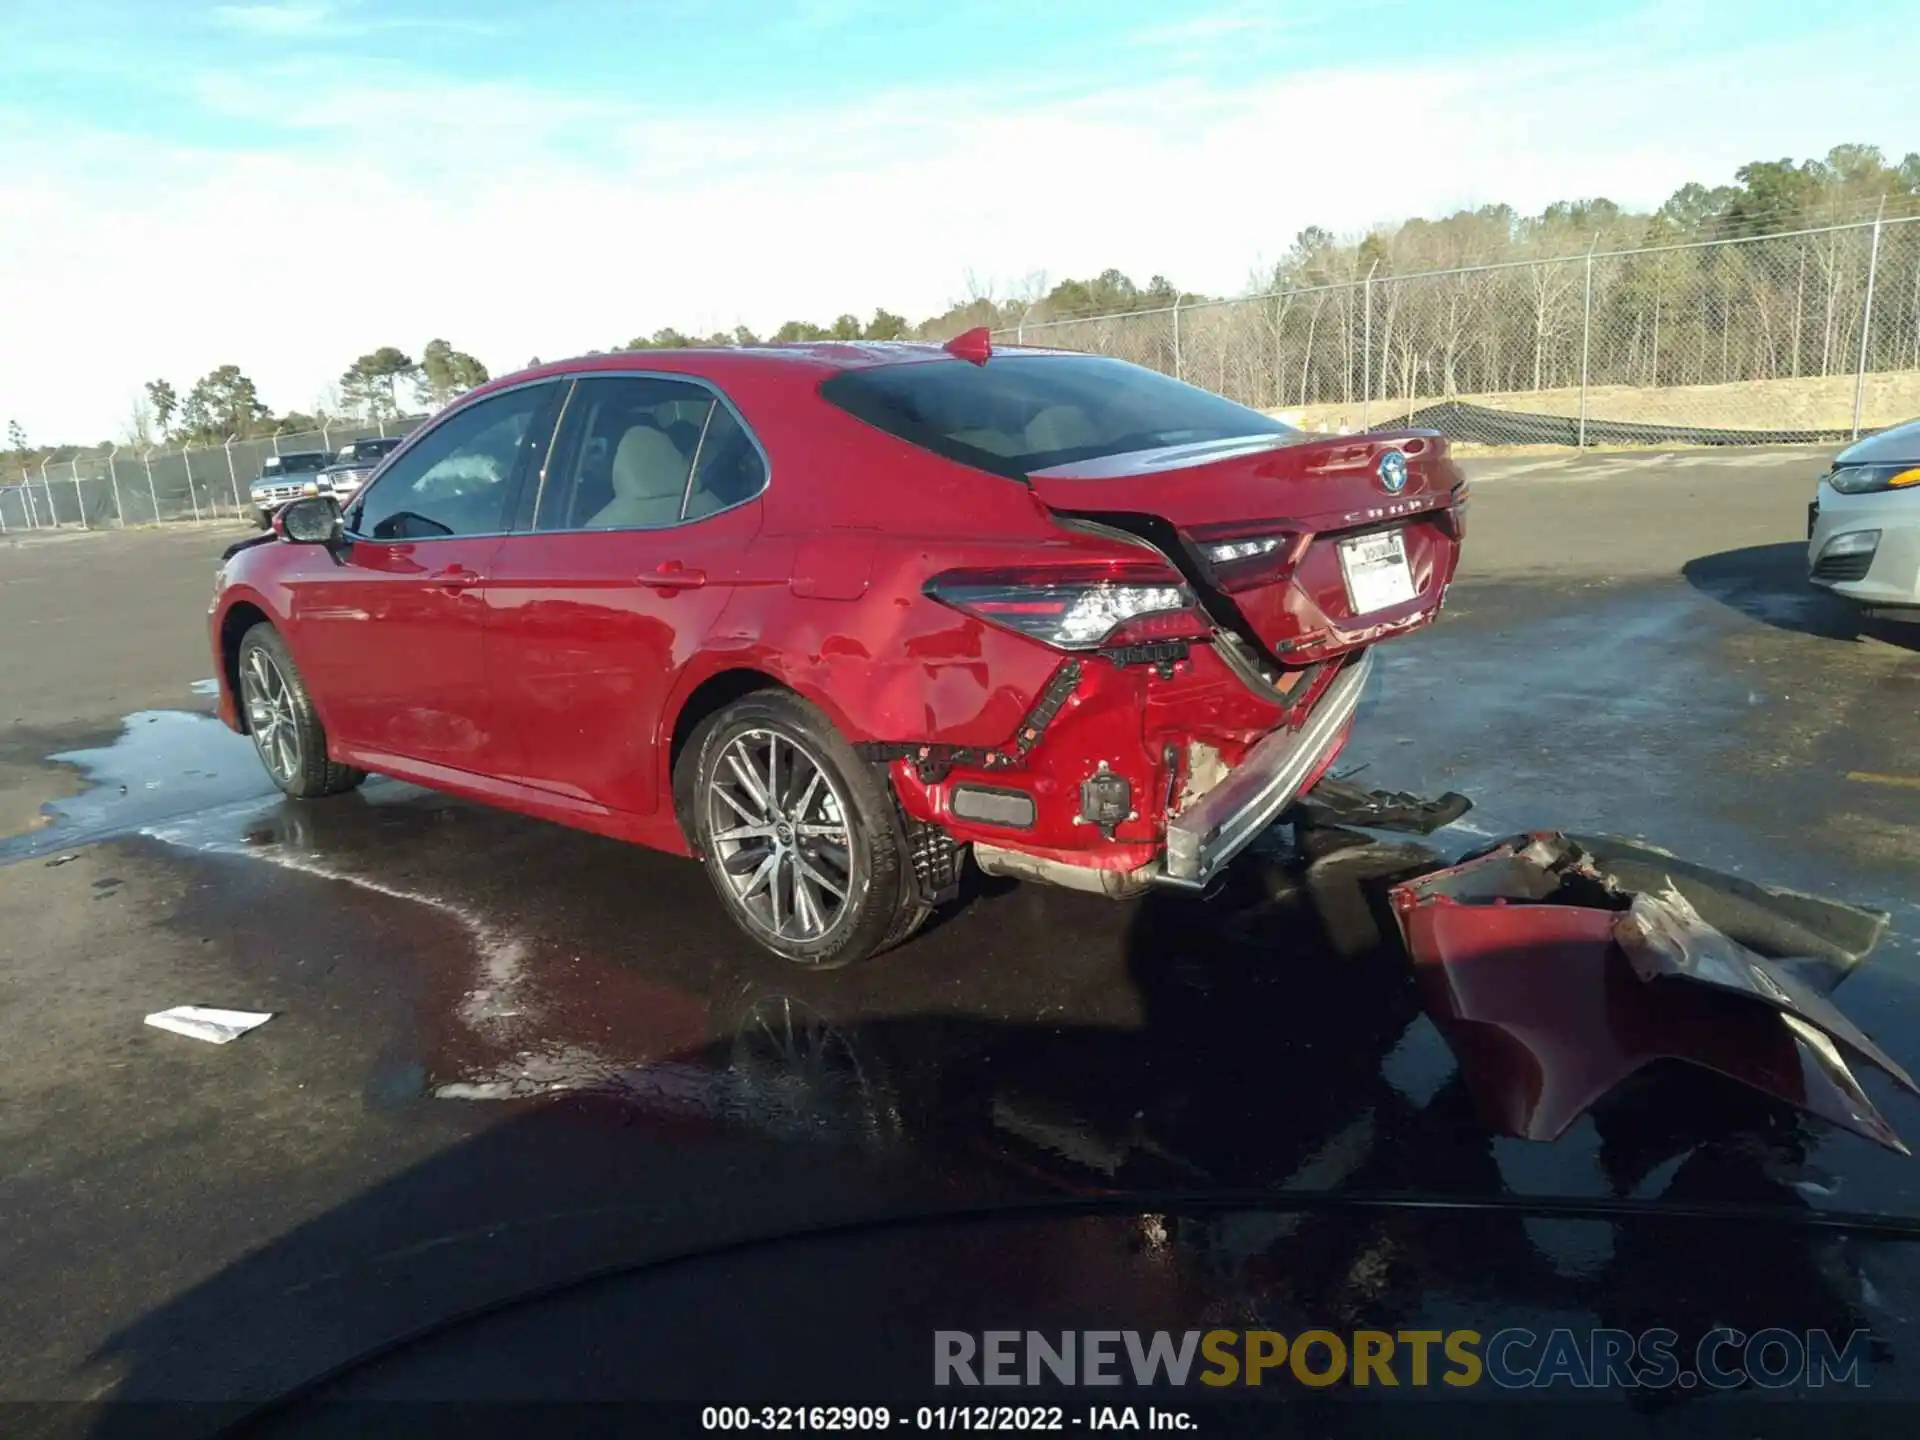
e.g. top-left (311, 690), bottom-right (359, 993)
top-left (209, 332), bottom-right (1466, 966)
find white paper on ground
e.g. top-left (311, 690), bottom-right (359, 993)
top-left (144, 1006), bottom-right (275, 1045)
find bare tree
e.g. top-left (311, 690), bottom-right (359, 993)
top-left (1298, 292), bottom-right (1327, 406)
top-left (123, 393), bottom-right (155, 448)
top-left (1520, 252), bottom-right (1583, 392)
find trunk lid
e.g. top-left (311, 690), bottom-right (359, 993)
top-left (1026, 429), bottom-right (1468, 666)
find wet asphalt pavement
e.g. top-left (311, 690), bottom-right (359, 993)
top-left (2, 450), bottom-right (1919, 1431)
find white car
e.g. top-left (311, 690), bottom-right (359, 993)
top-left (1808, 417), bottom-right (1920, 621)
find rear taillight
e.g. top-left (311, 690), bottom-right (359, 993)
top-left (1186, 524), bottom-right (1303, 591)
top-left (928, 566), bottom-right (1207, 651)
top-left (1100, 607), bottom-right (1213, 646)
top-left (1203, 537), bottom-right (1286, 563)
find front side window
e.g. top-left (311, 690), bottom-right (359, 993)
top-left (536, 376), bottom-right (720, 532)
top-left (819, 353), bottom-right (1293, 480)
top-left (350, 385), bottom-right (552, 540)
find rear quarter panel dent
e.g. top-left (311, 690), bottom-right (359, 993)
top-left (669, 588), bottom-right (1055, 750)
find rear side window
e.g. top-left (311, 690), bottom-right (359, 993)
top-left (534, 375), bottom-right (768, 531)
top-left (684, 404), bottom-right (768, 521)
top-left (819, 354), bottom-right (1292, 479)
top-left (535, 376), bottom-right (710, 532)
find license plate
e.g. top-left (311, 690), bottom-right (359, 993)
top-left (1338, 529), bottom-right (1418, 614)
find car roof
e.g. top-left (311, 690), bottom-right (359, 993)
top-left (481, 339), bottom-right (1071, 392)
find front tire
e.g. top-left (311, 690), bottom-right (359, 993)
top-left (236, 623), bottom-right (366, 799)
top-left (252, 508), bottom-right (272, 530)
top-left (687, 690), bottom-right (921, 968)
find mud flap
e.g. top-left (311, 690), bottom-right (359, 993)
top-left (1388, 832), bottom-right (1916, 1154)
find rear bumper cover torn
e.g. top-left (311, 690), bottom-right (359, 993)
top-left (1388, 831), bottom-right (1917, 1154)
top-left (1157, 649), bottom-right (1374, 889)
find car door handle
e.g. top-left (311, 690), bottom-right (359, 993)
top-left (641, 562), bottom-right (707, 591)
top-left (430, 564), bottom-right (485, 590)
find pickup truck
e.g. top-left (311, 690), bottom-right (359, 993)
top-left (247, 451), bottom-right (334, 528)
top-left (318, 435), bottom-right (404, 508)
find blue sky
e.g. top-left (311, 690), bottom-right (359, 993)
top-left (3, 0), bottom-right (1916, 440)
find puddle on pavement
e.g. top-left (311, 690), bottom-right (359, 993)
top-left (7, 695), bottom-right (1920, 1221)
top-left (0, 757), bottom-right (83, 841)
top-left (0, 710), bottom-right (279, 863)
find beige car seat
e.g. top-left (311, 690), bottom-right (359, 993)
top-left (1024, 405), bottom-right (1099, 452)
top-left (585, 425), bottom-right (692, 529)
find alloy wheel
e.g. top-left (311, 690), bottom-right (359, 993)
top-left (241, 646), bottom-right (302, 785)
top-left (706, 728), bottom-right (856, 944)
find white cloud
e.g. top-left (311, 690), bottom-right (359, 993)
top-left (1127, 5), bottom-right (1303, 51)
top-left (787, 0), bottom-right (868, 30)
top-left (3, 10), bottom-right (1917, 439)
top-left (212, 4), bottom-right (334, 37)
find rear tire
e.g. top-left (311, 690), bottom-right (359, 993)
top-left (880, 897), bottom-right (934, 950)
top-left (686, 690), bottom-right (921, 968)
top-left (236, 623), bottom-right (366, 799)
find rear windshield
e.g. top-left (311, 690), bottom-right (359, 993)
top-left (269, 452), bottom-right (331, 474)
top-left (819, 353), bottom-right (1292, 479)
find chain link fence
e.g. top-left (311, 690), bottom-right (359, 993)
top-left (1002, 215), bottom-right (1920, 447)
top-left (0, 414), bottom-right (431, 534)
top-left (8, 217), bottom-right (1918, 537)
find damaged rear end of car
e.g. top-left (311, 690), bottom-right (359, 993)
top-left (820, 343), bottom-right (1468, 897)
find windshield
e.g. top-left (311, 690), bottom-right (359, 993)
top-left (267, 452), bottom-right (330, 475)
top-left (819, 354), bottom-right (1294, 479)
top-left (335, 437), bottom-right (400, 465)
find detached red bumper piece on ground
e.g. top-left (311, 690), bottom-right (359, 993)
top-left (1389, 832), bottom-right (1918, 1153)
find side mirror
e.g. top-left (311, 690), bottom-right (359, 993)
top-left (276, 496), bottom-right (344, 546)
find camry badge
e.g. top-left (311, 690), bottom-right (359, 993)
top-left (1377, 449), bottom-right (1409, 495)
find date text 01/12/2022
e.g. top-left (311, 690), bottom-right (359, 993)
top-left (701, 1405), bottom-right (1197, 1431)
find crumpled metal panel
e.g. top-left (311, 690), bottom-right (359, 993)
top-left (1572, 832), bottom-right (1890, 984)
top-left (1388, 832), bottom-right (1915, 1155)
top-left (1614, 884), bottom-right (1918, 1095)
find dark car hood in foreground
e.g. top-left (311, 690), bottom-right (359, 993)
top-left (216, 1196), bottom-right (1920, 1428)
